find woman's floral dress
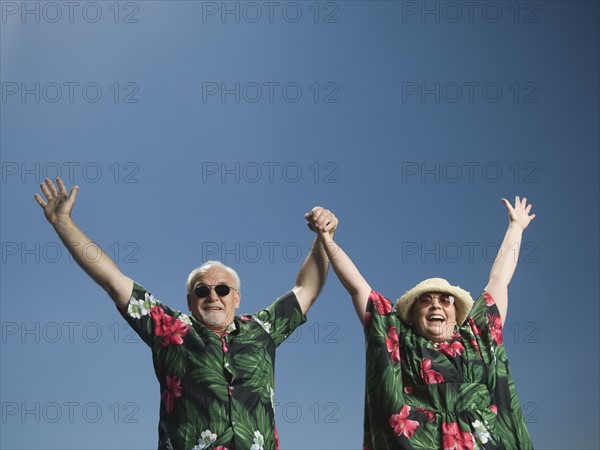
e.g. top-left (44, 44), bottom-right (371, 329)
top-left (363, 289), bottom-right (533, 449)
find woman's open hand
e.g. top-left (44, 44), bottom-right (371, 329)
top-left (502, 195), bottom-right (535, 231)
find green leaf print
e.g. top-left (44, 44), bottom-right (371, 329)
top-left (189, 354), bottom-right (229, 402)
top-left (380, 364), bottom-right (404, 411)
top-left (209, 401), bottom-right (230, 436)
top-left (255, 402), bottom-right (271, 435)
top-left (411, 423), bottom-right (437, 449)
top-left (157, 345), bottom-right (187, 377)
top-left (372, 314), bottom-right (390, 341)
top-left (230, 406), bottom-right (256, 448)
top-left (255, 403), bottom-right (276, 449)
top-left (365, 346), bottom-right (382, 384)
top-left (178, 401), bottom-right (206, 450)
top-left (179, 422), bottom-right (200, 449)
top-left (233, 352), bottom-right (270, 390)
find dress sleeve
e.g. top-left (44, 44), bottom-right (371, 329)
top-left (466, 291), bottom-right (504, 352)
top-left (467, 292), bottom-right (531, 436)
top-left (118, 281), bottom-right (190, 348)
top-left (251, 290), bottom-right (307, 347)
top-left (364, 289), bottom-right (396, 331)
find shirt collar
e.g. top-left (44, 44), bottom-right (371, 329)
top-left (190, 315), bottom-right (239, 339)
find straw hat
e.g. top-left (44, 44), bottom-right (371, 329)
top-left (396, 278), bottom-right (474, 326)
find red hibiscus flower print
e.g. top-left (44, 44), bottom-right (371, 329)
top-left (403, 386), bottom-right (413, 395)
top-left (468, 318), bottom-right (481, 336)
top-left (415, 406), bottom-right (435, 423)
top-left (420, 359), bottom-right (444, 384)
top-left (150, 305), bottom-right (164, 322)
top-left (467, 319), bottom-right (482, 355)
top-left (151, 306), bottom-right (190, 346)
top-left (221, 338), bottom-right (228, 353)
top-left (369, 291), bottom-right (392, 315)
top-left (161, 375), bottom-right (182, 413)
top-left (385, 326), bottom-right (401, 363)
top-left (439, 341), bottom-right (465, 358)
top-left (487, 313), bottom-right (504, 346)
top-left (389, 405), bottom-right (420, 439)
top-left (490, 404), bottom-right (498, 415)
top-left (442, 422), bottom-right (474, 450)
top-left (483, 292), bottom-right (495, 306)
top-left (214, 447), bottom-right (229, 450)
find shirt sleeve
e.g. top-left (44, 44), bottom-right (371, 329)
top-left (251, 290), bottom-right (307, 347)
top-left (118, 281), bottom-right (190, 348)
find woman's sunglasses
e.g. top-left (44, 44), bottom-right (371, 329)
top-left (416, 293), bottom-right (455, 307)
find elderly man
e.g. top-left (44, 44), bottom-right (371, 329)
top-left (34, 178), bottom-right (337, 450)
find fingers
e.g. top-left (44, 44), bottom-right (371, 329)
top-left (313, 210), bottom-right (333, 229)
top-left (308, 206), bottom-right (324, 219)
top-left (36, 178), bottom-right (77, 208)
top-left (322, 213), bottom-right (338, 232)
top-left (504, 196), bottom-right (535, 226)
top-left (57, 177), bottom-right (68, 197)
top-left (504, 196), bottom-right (533, 211)
top-left (40, 181), bottom-right (53, 201)
top-left (68, 185), bottom-right (80, 203)
top-left (501, 198), bottom-right (513, 211)
top-left (510, 195), bottom-right (534, 213)
top-left (305, 206), bottom-right (337, 233)
top-left (46, 178), bottom-right (59, 197)
top-left (33, 193), bottom-right (47, 208)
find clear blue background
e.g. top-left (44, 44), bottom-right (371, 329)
top-left (1, 1), bottom-right (598, 449)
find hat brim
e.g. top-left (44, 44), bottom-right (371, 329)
top-left (396, 281), bottom-right (474, 326)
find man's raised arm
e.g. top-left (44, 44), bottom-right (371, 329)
top-left (34, 178), bottom-right (133, 311)
top-left (291, 206), bottom-right (337, 316)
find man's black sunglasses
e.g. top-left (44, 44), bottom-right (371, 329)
top-left (193, 284), bottom-right (237, 298)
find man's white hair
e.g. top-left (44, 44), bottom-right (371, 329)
top-left (186, 261), bottom-right (241, 293)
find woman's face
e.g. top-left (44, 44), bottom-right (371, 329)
top-left (410, 291), bottom-right (457, 343)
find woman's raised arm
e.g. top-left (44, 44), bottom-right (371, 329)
top-left (306, 209), bottom-right (372, 325)
top-left (484, 196), bottom-right (536, 325)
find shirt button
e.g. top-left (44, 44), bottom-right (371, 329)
top-left (225, 363), bottom-right (230, 367)
top-left (230, 386), bottom-right (234, 390)
top-left (232, 421), bottom-right (236, 426)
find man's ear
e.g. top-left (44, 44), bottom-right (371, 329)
top-left (234, 290), bottom-right (241, 309)
top-left (187, 293), bottom-right (193, 311)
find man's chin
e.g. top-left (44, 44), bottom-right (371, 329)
top-left (199, 313), bottom-right (227, 328)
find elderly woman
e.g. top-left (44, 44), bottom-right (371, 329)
top-left (307, 197), bottom-right (535, 449)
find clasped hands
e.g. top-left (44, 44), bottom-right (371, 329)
top-left (305, 206), bottom-right (338, 239)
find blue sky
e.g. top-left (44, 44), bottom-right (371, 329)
top-left (1, 1), bottom-right (598, 449)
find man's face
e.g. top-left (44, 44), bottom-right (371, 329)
top-left (187, 266), bottom-right (241, 333)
